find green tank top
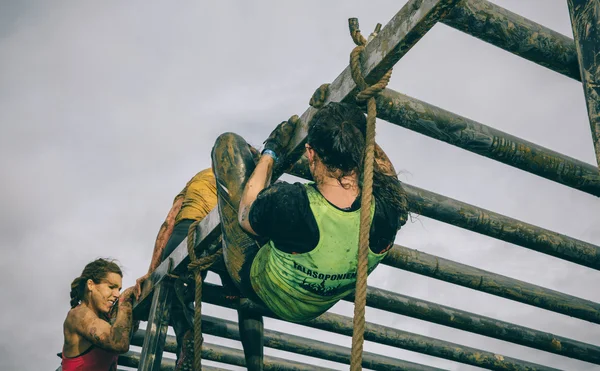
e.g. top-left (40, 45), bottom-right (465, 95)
top-left (250, 183), bottom-right (389, 322)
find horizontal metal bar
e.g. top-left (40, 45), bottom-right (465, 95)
top-left (384, 245), bottom-right (600, 323)
top-left (200, 315), bottom-right (447, 371)
top-left (343, 271), bottom-right (600, 363)
top-left (118, 350), bottom-right (225, 371)
top-left (442, 0), bottom-right (580, 80)
top-left (131, 330), bottom-right (336, 371)
top-left (203, 284), bottom-right (561, 371)
top-left (134, 320), bottom-right (447, 371)
top-left (404, 183), bottom-right (600, 269)
top-left (375, 88), bottom-right (600, 197)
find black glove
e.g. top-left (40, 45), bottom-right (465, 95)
top-left (262, 115), bottom-right (299, 160)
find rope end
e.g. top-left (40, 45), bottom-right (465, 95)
top-left (348, 18), bottom-right (360, 34)
top-left (368, 23), bottom-right (382, 42)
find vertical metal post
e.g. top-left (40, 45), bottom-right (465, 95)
top-left (568, 0), bottom-right (600, 167)
top-left (237, 303), bottom-right (264, 371)
top-left (138, 280), bottom-right (174, 371)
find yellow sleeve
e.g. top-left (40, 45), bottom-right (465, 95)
top-left (175, 169), bottom-right (218, 224)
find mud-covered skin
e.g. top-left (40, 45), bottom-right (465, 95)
top-left (374, 88), bottom-right (600, 197)
top-left (568, 0), bottom-right (600, 167)
top-left (210, 132), bottom-right (263, 297)
top-left (135, 197), bottom-right (184, 299)
top-left (64, 287), bottom-right (135, 358)
top-left (211, 132), bottom-right (265, 371)
top-left (442, 0), bottom-right (580, 80)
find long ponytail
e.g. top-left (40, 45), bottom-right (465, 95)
top-left (372, 162), bottom-right (409, 229)
top-left (70, 276), bottom-right (86, 308)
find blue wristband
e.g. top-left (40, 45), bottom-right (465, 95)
top-left (261, 149), bottom-right (278, 162)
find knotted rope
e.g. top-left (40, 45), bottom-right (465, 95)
top-left (186, 219), bottom-right (223, 371)
top-left (348, 19), bottom-right (392, 371)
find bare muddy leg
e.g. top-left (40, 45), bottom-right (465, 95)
top-left (211, 132), bottom-right (264, 371)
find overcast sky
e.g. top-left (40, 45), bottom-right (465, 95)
top-left (2, 1), bottom-right (600, 370)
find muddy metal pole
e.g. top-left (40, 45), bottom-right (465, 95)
top-left (404, 183), bottom-right (600, 269)
top-left (136, 321), bottom-right (448, 371)
top-left (199, 315), bottom-right (448, 371)
top-left (119, 350), bottom-right (224, 371)
top-left (442, 0), bottom-right (580, 80)
top-left (137, 280), bottom-right (174, 371)
top-left (131, 331), bottom-right (337, 371)
top-left (374, 88), bottom-right (600, 197)
top-left (204, 267), bottom-right (600, 365)
top-left (235, 280), bottom-right (599, 366)
top-left (203, 284), bottom-right (561, 371)
top-left (567, 0), bottom-right (600, 168)
top-left (385, 245), bottom-right (600, 324)
top-left (345, 277), bottom-right (600, 363)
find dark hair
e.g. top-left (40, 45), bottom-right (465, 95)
top-left (70, 258), bottom-right (122, 308)
top-left (307, 102), bottom-right (366, 179)
top-left (308, 102), bottom-right (409, 229)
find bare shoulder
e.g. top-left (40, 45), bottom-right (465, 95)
top-left (63, 306), bottom-right (94, 356)
top-left (65, 305), bottom-right (96, 333)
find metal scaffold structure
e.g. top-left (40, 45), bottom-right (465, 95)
top-left (126, 0), bottom-right (600, 370)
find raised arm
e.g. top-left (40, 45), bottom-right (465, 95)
top-left (148, 196), bottom-right (183, 272)
top-left (238, 117), bottom-right (297, 235)
top-left (71, 288), bottom-right (135, 354)
top-left (238, 155), bottom-right (275, 235)
top-left (134, 196), bottom-right (183, 298)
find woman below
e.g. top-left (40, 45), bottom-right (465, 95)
top-left (61, 258), bottom-right (136, 371)
top-left (211, 102), bottom-right (409, 370)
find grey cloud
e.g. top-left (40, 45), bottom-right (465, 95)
top-left (1, 0), bottom-right (599, 370)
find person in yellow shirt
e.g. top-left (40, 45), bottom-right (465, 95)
top-left (135, 168), bottom-right (217, 370)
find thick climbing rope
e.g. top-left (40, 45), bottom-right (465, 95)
top-left (186, 219), bottom-right (223, 371)
top-left (348, 20), bottom-right (392, 371)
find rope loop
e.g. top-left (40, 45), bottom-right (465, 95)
top-left (349, 45), bottom-right (392, 104)
top-left (187, 250), bottom-right (222, 272)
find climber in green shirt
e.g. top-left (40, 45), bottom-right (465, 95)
top-left (210, 102), bottom-right (409, 370)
